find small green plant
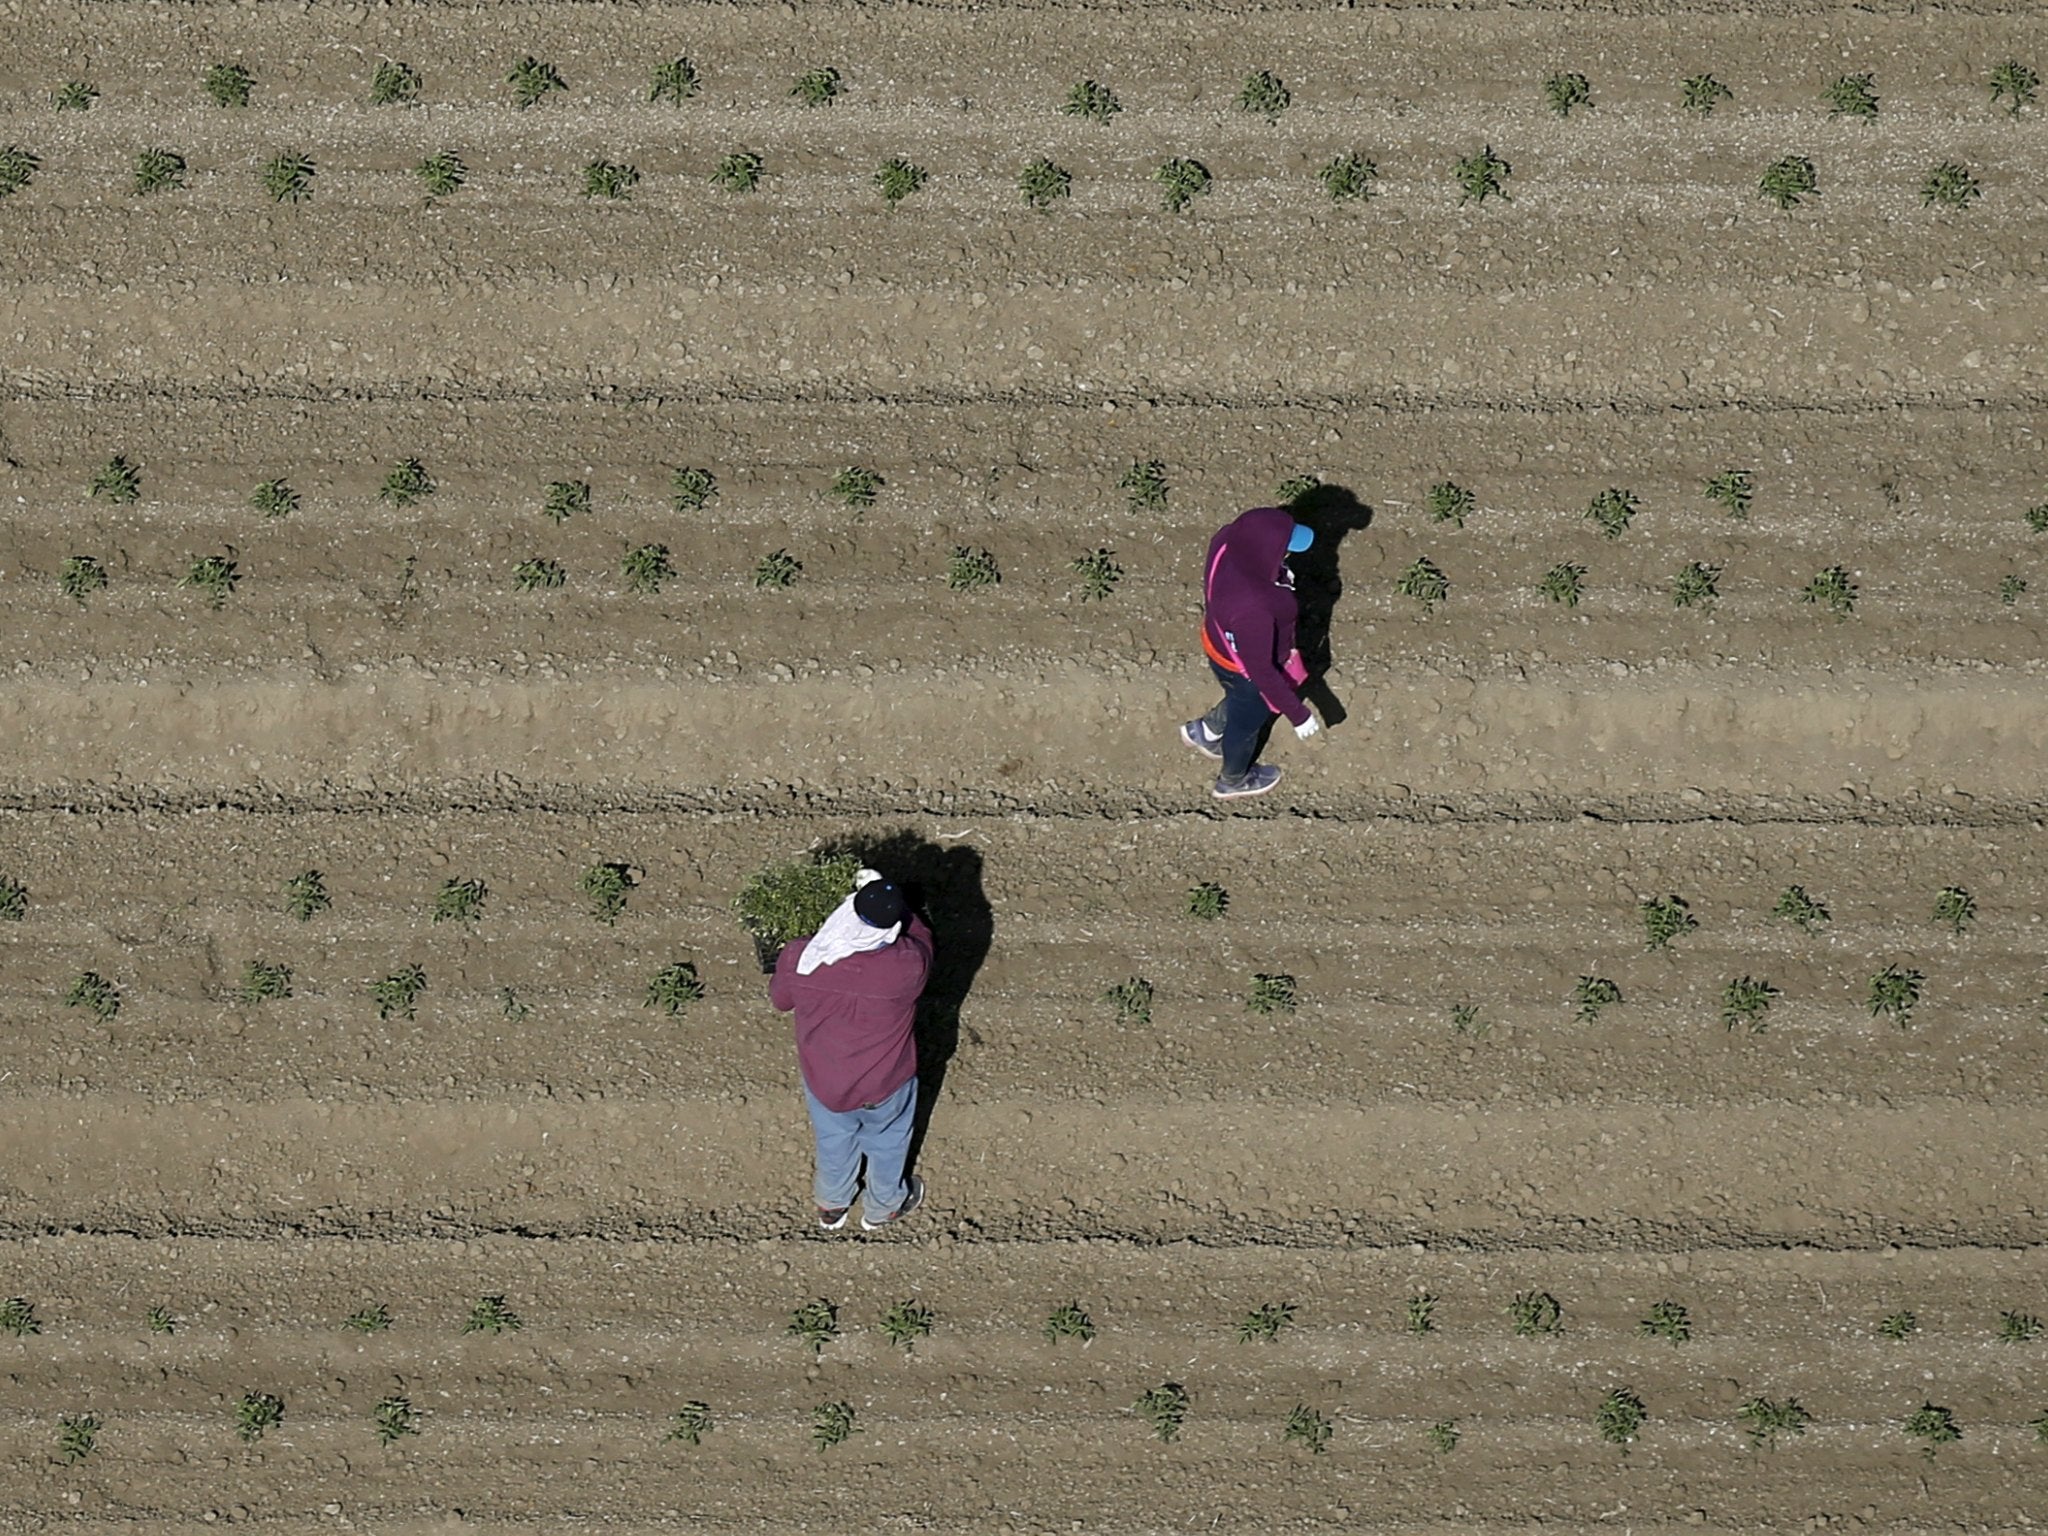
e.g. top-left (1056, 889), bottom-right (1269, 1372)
top-left (667, 1402), bottom-right (714, 1445)
top-left (507, 56), bottom-right (566, 110)
top-left (0, 145), bottom-right (37, 197)
top-left (1407, 1292), bottom-right (1438, 1334)
top-left (249, 478), bottom-right (298, 520)
top-left (1721, 975), bottom-right (1780, 1033)
top-left (415, 150), bottom-right (466, 199)
top-left (580, 861), bottom-right (636, 925)
top-left (1641, 894), bottom-right (1697, 951)
top-left (513, 557), bottom-right (566, 592)
top-left (430, 877), bottom-right (486, 925)
top-left (1319, 152), bottom-right (1378, 203)
top-left (788, 1299), bottom-right (839, 1355)
top-left (1595, 1387), bottom-right (1647, 1450)
top-left (1639, 1300), bottom-right (1692, 1344)
top-left (1118, 459), bottom-right (1168, 511)
top-left (1104, 976), bottom-right (1154, 1027)
top-left (670, 467), bottom-right (718, 512)
top-left (878, 1300), bottom-right (935, 1350)
top-left (2000, 573), bottom-right (2028, 606)
top-left (1134, 1382), bottom-right (1189, 1442)
top-left (1672, 562), bottom-right (1721, 609)
top-left (1453, 145), bottom-right (1512, 204)
top-left (1247, 973), bottom-right (1298, 1016)
top-left (1921, 161), bottom-right (1981, 210)
top-left (53, 80), bottom-right (97, 112)
top-left (203, 63), bottom-right (255, 108)
top-left (753, 549), bottom-right (802, 589)
top-left (370, 59), bottom-right (421, 106)
top-left (1543, 72), bottom-right (1592, 117)
top-left (811, 1400), bottom-right (858, 1450)
top-left (58, 556), bottom-right (108, 606)
top-left (1877, 1309), bottom-right (1918, 1341)
top-left (90, 455), bottom-right (142, 504)
top-left (1758, 155), bottom-right (1819, 211)
top-left (2027, 502), bottom-right (2048, 533)
top-left (644, 961), bottom-right (704, 1017)
top-left (1426, 481), bottom-right (1475, 527)
top-left (1425, 1418), bottom-right (1460, 1454)
top-left (649, 57), bottom-right (701, 106)
top-left (131, 148), bottom-right (187, 196)
top-left (0, 1297), bottom-right (41, 1336)
top-left (1801, 565), bottom-right (1856, 618)
top-left (1585, 487), bottom-right (1639, 539)
top-left (64, 971), bottom-right (120, 1022)
top-left (1062, 79), bottom-right (1121, 123)
top-left (875, 157), bottom-right (927, 205)
top-left (540, 480), bottom-right (589, 525)
top-left (712, 151), bottom-right (763, 193)
top-left (1238, 1301), bottom-right (1295, 1343)
top-left (1572, 975), bottom-right (1621, 1023)
top-left (463, 1294), bottom-right (521, 1335)
top-left (622, 543), bottom-right (674, 594)
top-left (1737, 1395), bottom-right (1812, 1449)
top-left (792, 67), bottom-right (842, 107)
top-left (499, 988), bottom-right (530, 1023)
top-left (343, 1303), bottom-right (392, 1333)
top-left (283, 869), bottom-right (331, 922)
top-left (1044, 1302), bottom-right (1096, 1342)
top-left (1071, 548), bottom-right (1123, 600)
top-left (1773, 885), bottom-right (1829, 932)
top-left (1017, 156), bottom-right (1072, 208)
top-left (1680, 74), bottom-right (1733, 115)
top-left (2000, 1310), bottom-right (2043, 1344)
top-left (236, 960), bottom-right (292, 1005)
top-left (234, 1391), bottom-right (284, 1443)
top-left (1396, 557), bottom-right (1451, 612)
top-left (0, 877), bottom-right (21, 923)
top-left (1237, 70), bottom-right (1290, 121)
top-left (260, 152), bottom-right (316, 205)
top-left (829, 466), bottom-right (882, 510)
top-left (183, 553), bottom-right (239, 610)
top-left (57, 1412), bottom-right (101, 1464)
top-left (1508, 1290), bottom-right (1562, 1337)
top-left (1989, 59), bottom-right (2040, 117)
top-left (146, 1305), bottom-right (176, 1335)
top-left (1931, 885), bottom-right (1975, 935)
top-left (1703, 469), bottom-right (1754, 518)
top-left (1185, 882), bottom-right (1228, 920)
top-left (1903, 1402), bottom-right (1960, 1458)
top-left (379, 459), bottom-right (434, 508)
top-left (1824, 72), bottom-right (1879, 120)
top-left (1283, 1404), bottom-right (1333, 1454)
top-left (583, 159), bottom-right (639, 199)
top-left (732, 851), bottom-right (860, 955)
top-left (1867, 965), bottom-right (1924, 1027)
top-left (369, 965), bottom-right (427, 1021)
top-left (1538, 562), bottom-right (1586, 607)
top-left (371, 1395), bottom-right (419, 1444)
top-left (1155, 157), bottom-right (1212, 213)
top-left (1449, 1002), bottom-right (1485, 1036)
top-left (1277, 473), bottom-right (1322, 508)
top-left (2035, 1409), bottom-right (2048, 1444)
top-left (947, 546), bottom-right (1001, 590)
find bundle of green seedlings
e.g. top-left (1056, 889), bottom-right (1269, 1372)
top-left (1071, 548), bottom-right (1123, 600)
top-left (1103, 976), bottom-right (1153, 1026)
top-left (369, 965), bottom-right (427, 1021)
top-left (1133, 1382), bottom-right (1189, 1442)
top-left (788, 1299), bottom-right (839, 1354)
top-left (1319, 153), bottom-right (1377, 203)
top-left (370, 60), bottom-right (421, 105)
top-left (583, 159), bottom-right (639, 199)
top-left (644, 961), bottom-right (704, 1017)
top-left (1538, 562), bottom-right (1586, 607)
top-left (1680, 75), bottom-right (1732, 115)
top-left (463, 1294), bottom-right (522, 1334)
top-left (947, 547), bottom-right (1000, 590)
top-left (649, 58), bottom-right (700, 106)
top-left (1237, 1301), bottom-right (1295, 1342)
top-left (132, 149), bottom-right (185, 195)
top-left (416, 152), bottom-right (466, 199)
top-left (713, 152), bottom-right (763, 193)
top-left (1282, 1404), bottom-right (1333, 1454)
top-left (1594, 1386), bottom-right (1647, 1451)
top-left (1238, 71), bottom-right (1289, 121)
top-left (1018, 157), bottom-right (1071, 208)
top-left (581, 861), bottom-right (636, 925)
top-left (1044, 1302), bottom-right (1096, 1342)
top-left (0, 145), bottom-right (40, 197)
top-left (260, 153), bottom-right (316, 205)
top-left (235, 1392), bottom-right (284, 1443)
top-left (58, 556), bottom-right (107, 605)
top-left (507, 57), bottom-right (565, 109)
top-left (667, 1402), bottom-right (714, 1445)
top-left (64, 971), bottom-right (120, 1022)
top-left (830, 466), bottom-right (882, 509)
top-left (878, 1300), bottom-right (935, 1350)
top-left (792, 67), bottom-right (841, 107)
top-left (1062, 80), bottom-right (1121, 123)
top-left (1543, 72), bottom-right (1591, 117)
top-left (1453, 146), bottom-right (1511, 204)
top-left (203, 63), bottom-right (255, 107)
top-left (53, 80), bottom-right (97, 111)
top-left (812, 1400), bottom-right (858, 1450)
top-left (1119, 459), bottom-right (1168, 511)
top-left (1155, 158), bottom-right (1211, 213)
top-left (875, 157), bottom-right (927, 205)
top-left (90, 455), bottom-right (141, 503)
top-left (753, 549), bottom-right (802, 589)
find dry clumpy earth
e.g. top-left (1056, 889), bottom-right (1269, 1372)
top-left (4, 0), bottom-right (2048, 1529)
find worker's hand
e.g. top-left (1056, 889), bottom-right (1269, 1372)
top-left (1294, 714), bottom-right (1322, 741)
top-left (854, 867), bottom-right (882, 887)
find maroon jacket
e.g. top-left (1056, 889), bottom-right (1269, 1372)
top-left (769, 915), bottom-right (933, 1112)
top-left (1201, 506), bottom-right (1310, 727)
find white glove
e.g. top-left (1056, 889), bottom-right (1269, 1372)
top-left (854, 868), bottom-right (882, 887)
top-left (1294, 715), bottom-right (1321, 741)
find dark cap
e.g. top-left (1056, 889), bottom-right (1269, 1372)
top-left (852, 879), bottom-right (907, 929)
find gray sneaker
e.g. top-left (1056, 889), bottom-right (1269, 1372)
top-left (861, 1175), bottom-right (926, 1231)
top-left (1179, 720), bottom-right (1223, 760)
top-left (1213, 764), bottom-right (1282, 800)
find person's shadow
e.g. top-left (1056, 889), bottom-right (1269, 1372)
top-left (818, 826), bottom-right (992, 1179)
top-left (1284, 483), bottom-right (1373, 729)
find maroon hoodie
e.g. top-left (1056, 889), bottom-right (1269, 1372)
top-left (769, 915), bottom-right (933, 1112)
top-left (1200, 506), bottom-right (1311, 727)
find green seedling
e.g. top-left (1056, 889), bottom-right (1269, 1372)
top-left (1319, 152), bottom-right (1378, 203)
top-left (234, 1391), bottom-right (284, 1443)
top-left (415, 150), bottom-right (466, 199)
top-left (236, 960), bottom-right (292, 1004)
top-left (1672, 562), bottom-right (1721, 609)
top-left (712, 151), bottom-right (763, 193)
top-left (1118, 459), bottom-right (1168, 511)
top-left (1508, 1290), bottom-right (1562, 1336)
top-left (90, 455), bottom-right (141, 504)
top-left (183, 553), bottom-right (239, 609)
top-left (2033, 1410), bottom-right (2048, 1444)
top-left (1062, 80), bottom-right (1122, 123)
top-left (2000, 573), bottom-right (2028, 606)
top-left (1134, 1382), bottom-right (1189, 1442)
top-left (1104, 976), bottom-right (1154, 1027)
top-left (131, 148), bottom-right (187, 196)
top-left (284, 869), bottom-right (330, 922)
top-left (667, 1402), bottom-right (714, 1445)
top-left (946, 546), bottom-right (1000, 590)
top-left (58, 556), bottom-right (108, 606)
top-left (581, 861), bottom-right (636, 925)
top-left (431, 877), bottom-right (486, 925)
top-left (146, 1305), bottom-right (176, 1335)
top-left (1641, 894), bottom-right (1697, 951)
top-left (0, 145), bottom-right (37, 197)
top-left (1408, 1291), bottom-right (1438, 1334)
top-left (1425, 1418), bottom-right (1460, 1453)
top-left (64, 971), bottom-right (120, 1022)
top-left (513, 557), bottom-right (566, 592)
top-left (622, 543), bottom-right (674, 594)
top-left (671, 466), bottom-right (718, 512)
top-left (584, 159), bottom-right (639, 199)
top-left (1680, 74), bottom-right (1733, 115)
top-left (1538, 562), bottom-right (1586, 607)
top-left (644, 961), bottom-right (704, 1017)
top-left (1772, 885), bottom-right (1829, 932)
top-left (203, 63), bottom-right (255, 108)
top-left (1903, 1402), bottom-right (1960, 1458)
top-left (732, 851), bottom-right (861, 953)
top-left (1278, 473), bottom-right (1321, 508)
top-left (370, 59), bottom-right (421, 106)
top-left (1867, 964), bottom-right (1923, 1026)
top-left (649, 57), bottom-right (701, 106)
top-left (57, 1412), bottom-right (101, 1464)
top-left (1703, 468), bottom-right (1754, 518)
top-left (788, 1299), bottom-right (839, 1355)
top-left (1045, 1302), bottom-right (1096, 1342)
top-left (1922, 161), bottom-right (1981, 210)
top-left (1017, 157), bottom-right (1072, 208)
top-left (0, 1297), bottom-right (40, 1336)
top-left (372, 1395), bottom-right (419, 1444)
top-left (878, 1300), bottom-right (935, 1350)
top-left (1737, 1395), bottom-right (1811, 1449)
top-left (2027, 503), bottom-right (2048, 533)
top-left (1999, 1310), bottom-right (2043, 1344)
top-left (1238, 70), bottom-right (1290, 121)
top-left (1639, 1300), bottom-right (1692, 1344)
top-left (1450, 1002), bottom-right (1485, 1036)
top-left (499, 988), bottom-right (530, 1022)
top-left (54, 80), bottom-right (97, 112)
top-left (1185, 882), bottom-right (1228, 920)
top-left (1543, 72), bottom-right (1592, 117)
top-left (463, 1294), bottom-right (522, 1335)
top-left (1453, 145), bottom-right (1512, 204)
top-left (1878, 1309), bottom-right (1918, 1341)
top-left (1721, 975), bottom-right (1780, 1033)
top-left (369, 965), bottom-right (426, 1021)
top-left (250, 479), bottom-right (298, 520)
top-left (507, 56), bottom-right (565, 109)
top-left (875, 157), bottom-right (927, 205)
top-left (1585, 487), bottom-right (1639, 539)
top-left (541, 480), bottom-right (589, 524)
top-left (811, 1400), bottom-right (858, 1450)
top-left (1596, 1387), bottom-right (1647, 1451)
top-left (343, 1303), bottom-right (392, 1333)
top-left (1071, 548), bottom-right (1123, 600)
top-left (753, 549), bottom-right (802, 589)
top-left (830, 466), bottom-right (882, 510)
top-left (0, 876), bottom-right (22, 923)
top-left (1283, 1404), bottom-right (1333, 1454)
top-left (260, 152), bottom-right (315, 204)
top-left (1427, 481), bottom-right (1475, 527)
top-left (1758, 156), bottom-right (1818, 211)
top-left (1878, 475), bottom-right (1903, 511)
top-left (1572, 976), bottom-right (1620, 1023)
top-left (1155, 157), bottom-right (1212, 213)
top-left (1237, 1301), bottom-right (1295, 1343)
top-left (1247, 973), bottom-right (1298, 1016)
top-left (379, 458), bottom-right (435, 508)
top-left (1396, 557), bottom-right (1450, 612)
top-left (1824, 73), bottom-right (1879, 120)
top-left (1801, 565), bottom-right (1856, 618)
top-left (1931, 886), bottom-right (1975, 935)
top-left (1990, 59), bottom-right (2040, 117)
top-left (792, 67), bottom-right (841, 107)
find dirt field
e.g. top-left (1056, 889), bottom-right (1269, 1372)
top-left (5, 1), bottom-right (2048, 1529)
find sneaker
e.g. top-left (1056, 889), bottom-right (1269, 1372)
top-left (816, 1204), bottom-right (851, 1231)
top-left (1212, 764), bottom-right (1282, 800)
top-left (1179, 720), bottom-right (1223, 760)
top-left (860, 1175), bottom-right (926, 1231)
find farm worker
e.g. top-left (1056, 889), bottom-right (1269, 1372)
top-left (1180, 506), bottom-right (1320, 799)
top-left (769, 868), bottom-right (934, 1231)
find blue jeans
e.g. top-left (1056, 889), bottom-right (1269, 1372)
top-left (803, 1076), bottom-right (916, 1219)
top-left (1202, 659), bottom-right (1274, 781)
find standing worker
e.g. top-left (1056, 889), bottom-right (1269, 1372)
top-left (769, 869), bottom-right (933, 1230)
top-left (1181, 506), bottom-right (1321, 799)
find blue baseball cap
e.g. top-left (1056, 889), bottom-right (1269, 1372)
top-left (1287, 523), bottom-right (1315, 553)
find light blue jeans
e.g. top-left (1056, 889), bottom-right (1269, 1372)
top-left (804, 1076), bottom-right (916, 1220)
